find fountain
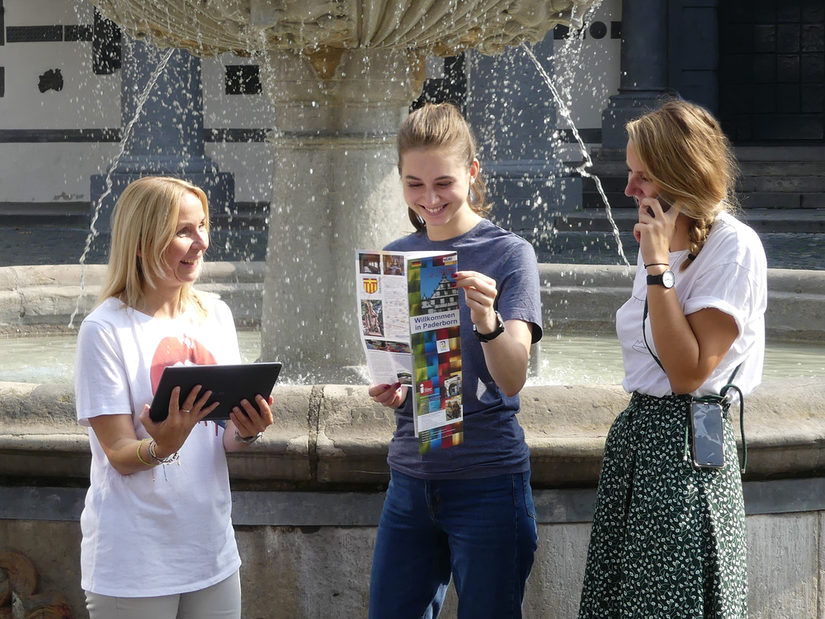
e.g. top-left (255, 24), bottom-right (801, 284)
top-left (2, 2), bottom-right (825, 617)
top-left (88, 0), bottom-right (596, 381)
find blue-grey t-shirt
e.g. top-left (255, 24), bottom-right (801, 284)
top-left (384, 218), bottom-right (543, 479)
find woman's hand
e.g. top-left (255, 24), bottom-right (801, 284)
top-left (454, 269), bottom-right (533, 397)
top-left (369, 383), bottom-right (407, 409)
top-left (139, 384), bottom-right (218, 459)
top-left (634, 196), bottom-right (680, 266)
top-left (452, 270), bottom-right (498, 333)
top-left (224, 394), bottom-right (275, 451)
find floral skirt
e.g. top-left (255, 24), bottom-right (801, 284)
top-left (578, 392), bottom-right (747, 618)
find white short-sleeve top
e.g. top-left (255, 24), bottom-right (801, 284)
top-left (616, 211), bottom-right (768, 398)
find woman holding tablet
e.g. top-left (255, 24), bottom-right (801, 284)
top-left (74, 176), bottom-right (274, 619)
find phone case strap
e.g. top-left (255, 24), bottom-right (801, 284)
top-left (643, 297), bottom-right (747, 473)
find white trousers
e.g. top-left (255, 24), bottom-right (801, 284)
top-left (85, 570), bottom-right (241, 619)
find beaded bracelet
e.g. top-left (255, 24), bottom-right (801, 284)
top-left (136, 439), bottom-right (155, 467)
top-left (148, 439), bottom-right (180, 465)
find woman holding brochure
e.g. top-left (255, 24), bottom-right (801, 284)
top-left (74, 176), bottom-right (274, 618)
top-left (368, 102), bottom-right (543, 619)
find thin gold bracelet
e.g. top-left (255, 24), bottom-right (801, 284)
top-left (136, 439), bottom-right (155, 467)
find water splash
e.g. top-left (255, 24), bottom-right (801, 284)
top-left (68, 44), bottom-right (176, 328)
top-left (521, 41), bottom-right (630, 266)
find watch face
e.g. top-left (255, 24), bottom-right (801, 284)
top-left (662, 270), bottom-right (675, 288)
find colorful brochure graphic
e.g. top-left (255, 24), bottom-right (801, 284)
top-left (356, 249), bottom-right (463, 453)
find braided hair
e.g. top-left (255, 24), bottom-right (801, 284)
top-left (626, 99), bottom-right (740, 269)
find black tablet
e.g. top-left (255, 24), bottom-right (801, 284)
top-left (148, 362), bottom-right (282, 422)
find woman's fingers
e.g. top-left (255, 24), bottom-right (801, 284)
top-left (453, 271), bottom-right (497, 315)
top-left (369, 383), bottom-right (404, 408)
top-left (230, 394), bottom-right (274, 435)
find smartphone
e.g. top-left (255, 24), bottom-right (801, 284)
top-left (690, 400), bottom-right (725, 469)
top-left (646, 190), bottom-right (675, 217)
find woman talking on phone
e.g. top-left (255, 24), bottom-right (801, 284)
top-left (74, 176), bottom-right (273, 618)
top-left (578, 99), bottom-right (767, 618)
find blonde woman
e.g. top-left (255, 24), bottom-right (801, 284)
top-left (579, 100), bottom-right (767, 617)
top-left (75, 176), bottom-right (273, 619)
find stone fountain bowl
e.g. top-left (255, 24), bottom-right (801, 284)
top-left (93, 0), bottom-right (594, 58)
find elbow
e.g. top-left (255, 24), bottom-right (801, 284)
top-left (668, 374), bottom-right (706, 395)
top-left (111, 462), bottom-right (138, 476)
top-left (501, 378), bottom-right (527, 398)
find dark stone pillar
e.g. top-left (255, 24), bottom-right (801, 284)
top-left (89, 39), bottom-right (233, 260)
top-left (601, 0), bottom-right (671, 149)
top-left (465, 30), bottom-right (580, 249)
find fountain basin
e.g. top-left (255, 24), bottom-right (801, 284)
top-left (2, 377), bottom-right (824, 489)
top-left (2, 262), bottom-right (824, 618)
top-left (2, 262), bottom-right (823, 340)
top-left (1, 260), bottom-right (824, 486)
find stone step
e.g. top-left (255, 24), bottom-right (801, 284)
top-left (739, 160), bottom-right (825, 176)
top-left (549, 208), bottom-right (825, 234)
top-left (740, 176), bottom-right (825, 193)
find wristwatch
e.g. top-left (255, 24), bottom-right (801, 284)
top-left (647, 269), bottom-right (675, 289)
top-left (473, 311), bottom-right (505, 342)
top-left (235, 429), bottom-right (263, 444)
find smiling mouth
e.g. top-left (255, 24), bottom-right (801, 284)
top-left (422, 204), bottom-right (447, 214)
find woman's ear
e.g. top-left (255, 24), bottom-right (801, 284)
top-left (469, 158), bottom-right (480, 183)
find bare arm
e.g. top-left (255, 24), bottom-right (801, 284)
top-left (90, 385), bottom-right (217, 475)
top-left (477, 318), bottom-right (533, 396)
top-left (637, 197), bottom-right (738, 393)
top-left (88, 414), bottom-right (149, 476)
top-left (454, 270), bottom-right (533, 397)
top-left (646, 285), bottom-right (738, 393)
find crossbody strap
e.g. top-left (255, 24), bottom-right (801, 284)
top-left (643, 297), bottom-right (747, 473)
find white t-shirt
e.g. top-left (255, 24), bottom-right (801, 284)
top-left (616, 211), bottom-right (767, 398)
top-left (75, 295), bottom-right (242, 597)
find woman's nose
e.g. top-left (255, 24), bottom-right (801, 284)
top-left (195, 230), bottom-right (209, 250)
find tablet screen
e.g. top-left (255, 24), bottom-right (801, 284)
top-left (148, 362), bottom-right (282, 422)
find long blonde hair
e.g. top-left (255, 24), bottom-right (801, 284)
top-left (397, 102), bottom-right (490, 233)
top-left (98, 176), bottom-right (210, 316)
top-left (626, 99), bottom-right (740, 268)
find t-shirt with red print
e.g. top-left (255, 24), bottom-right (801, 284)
top-left (74, 294), bottom-right (242, 597)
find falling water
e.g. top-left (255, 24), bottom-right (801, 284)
top-left (68, 45), bottom-right (176, 328)
top-left (521, 42), bottom-right (630, 266)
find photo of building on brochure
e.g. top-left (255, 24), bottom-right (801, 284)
top-left (406, 253), bottom-right (464, 453)
top-left (356, 250), bottom-right (464, 453)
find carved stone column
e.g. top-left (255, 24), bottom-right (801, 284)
top-left (258, 49), bottom-right (422, 381)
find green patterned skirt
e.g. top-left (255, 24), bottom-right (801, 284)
top-left (578, 392), bottom-right (747, 618)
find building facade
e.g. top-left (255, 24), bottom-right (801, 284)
top-left (0, 0), bottom-right (822, 267)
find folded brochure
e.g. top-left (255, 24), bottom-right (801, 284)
top-left (356, 249), bottom-right (463, 453)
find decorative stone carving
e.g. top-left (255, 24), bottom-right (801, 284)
top-left (92, 0), bottom-right (594, 58)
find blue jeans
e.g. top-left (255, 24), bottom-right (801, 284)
top-left (369, 469), bottom-right (538, 619)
